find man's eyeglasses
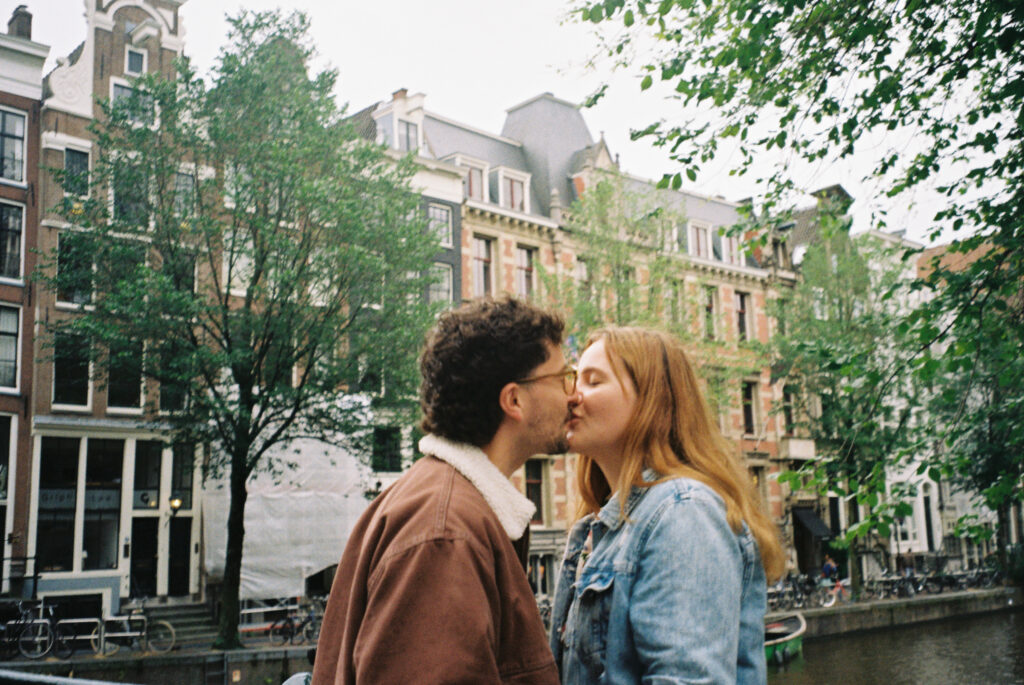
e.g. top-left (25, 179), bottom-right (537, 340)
top-left (515, 367), bottom-right (578, 395)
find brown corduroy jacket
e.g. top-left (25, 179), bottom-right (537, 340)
top-left (311, 455), bottom-right (559, 684)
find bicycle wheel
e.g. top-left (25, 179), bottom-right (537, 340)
top-left (302, 619), bottom-right (319, 645)
top-left (18, 621), bottom-right (53, 659)
top-left (820, 589), bottom-right (837, 608)
top-left (52, 623), bottom-right (74, 659)
top-left (269, 618), bottom-right (291, 646)
top-left (145, 620), bottom-right (175, 654)
top-left (89, 626), bottom-right (119, 656)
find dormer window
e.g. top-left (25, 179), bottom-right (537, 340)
top-left (466, 166), bottom-right (484, 201)
top-left (721, 232), bottom-right (743, 266)
top-left (126, 47), bottom-right (146, 76)
top-left (496, 168), bottom-right (530, 213)
top-left (690, 221), bottom-right (711, 259)
top-left (397, 120), bottom-right (418, 153)
top-left (505, 178), bottom-right (524, 212)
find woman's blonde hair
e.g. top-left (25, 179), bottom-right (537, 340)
top-left (574, 326), bottom-right (784, 581)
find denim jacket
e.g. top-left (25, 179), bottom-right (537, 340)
top-left (550, 475), bottom-right (767, 684)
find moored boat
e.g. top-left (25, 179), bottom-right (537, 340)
top-left (765, 612), bottom-right (807, 666)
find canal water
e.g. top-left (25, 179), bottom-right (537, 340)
top-left (768, 609), bottom-right (1024, 684)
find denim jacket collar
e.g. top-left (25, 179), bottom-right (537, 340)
top-left (594, 469), bottom-right (661, 531)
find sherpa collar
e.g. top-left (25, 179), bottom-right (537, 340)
top-left (418, 434), bottom-right (535, 540)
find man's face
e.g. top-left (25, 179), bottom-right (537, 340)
top-left (519, 342), bottom-right (574, 456)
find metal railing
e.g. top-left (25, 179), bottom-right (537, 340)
top-left (0, 669), bottom-right (143, 685)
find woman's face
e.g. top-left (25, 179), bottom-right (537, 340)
top-left (567, 338), bottom-right (637, 474)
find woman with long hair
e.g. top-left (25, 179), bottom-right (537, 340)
top-left (550, 326), bottom-right (784, 684)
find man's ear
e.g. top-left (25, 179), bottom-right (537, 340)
top-left (498, 382), bottom-right (525, 422)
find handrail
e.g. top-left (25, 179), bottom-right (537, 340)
top-left (0, 669), bottom-right (144, 685)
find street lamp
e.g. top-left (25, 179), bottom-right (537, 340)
top-left (169, 497), bottom-right (183, 516)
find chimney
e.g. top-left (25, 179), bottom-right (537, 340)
top-left (550, 188), bottom-right (562, 224)
top-left (392, 88), bottom-right (407, 101)
top-left (7, 5), bottom-right (31, 40)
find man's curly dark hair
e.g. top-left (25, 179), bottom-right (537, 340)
top-left (420, 297), bottom-right (565, 447)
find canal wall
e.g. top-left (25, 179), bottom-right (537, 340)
top-left (799, 587), bottom-right (1022, 639)
top-left (1, 645), bottom-right (312, 684)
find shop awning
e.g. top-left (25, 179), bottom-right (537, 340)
top-left (793, 507), bottom-right (832, 540)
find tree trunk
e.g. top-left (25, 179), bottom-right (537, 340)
top-left (997, 502), bottom-right (1009, 574)
top-left (213, 445), bottom-right (249, 650)
top-left (846, 498), bottom-right (861, 593)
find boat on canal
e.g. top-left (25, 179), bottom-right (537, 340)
top-left (765, 612), bottom-right (806, 666)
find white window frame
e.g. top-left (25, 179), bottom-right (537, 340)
top-left (515, 245), bottom-right (537, 298)
top-left (124, 45), bottom-right (147, 76)
top-left (107, 150), bottom-right (152, 229)
top-left (396, 118), bottom-right (419, 154)
top-left (452, 155), bottom-right (489, 202)
top-left (496, 167), bottom-right (530, 213)
top-left (720, 231), bottom-right (743, 266)
top-left (427, 262), bottom-right (453, 304)
top-left (524, 458), bottom-right (550, 527)
top-left (0, 305), bottom-right (21, 393)
top-left (51, 330), bottom-right (93, 412)
top-left (669, 223), bottom-right (687, 253)
top-left (741, 380), bottom-right (759, 436)
top-left (0, 105), bottom-right (27, 187)
top-left (735, 290), bottom-right (751, 342)
top-left (62, 146), bottom-right (91, 199)
top-left (703, 285), bottom-right (718, 340)
top-left (224, 232), bottom-right (255, 299)
top-left (0, 413), bottom-right (15, 586)
top-left (105, 338), bottom-right (145, 416)
top-left (689, 221), bottom-right (712, 260)
top-left (427, 203), bottom-right (453, 248)
top-left (0, 200), bottom-right (25, 284)
top-left (109, 78), bottom-right (157, 128)
top-left (472, 234), bottom-right (495, 298)
top-left (55, 230), bottom-right (95, 311)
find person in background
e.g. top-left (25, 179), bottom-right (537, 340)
top-left (550, 326), bottom-right (785, 684)
top-left (824, 554), bottom-right (839, 580)
top-left (313, 297), bottom-right (571, 684)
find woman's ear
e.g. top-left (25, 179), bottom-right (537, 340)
top-left (498, 382), bottom-right (525, 422)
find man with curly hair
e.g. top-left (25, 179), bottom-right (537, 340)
top-left (313, 297), bottom-right (572, 684)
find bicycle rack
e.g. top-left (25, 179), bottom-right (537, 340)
top-left (53, 618), bottom-right (101, 653)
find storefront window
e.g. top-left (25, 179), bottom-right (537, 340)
top-left (83, 439), bottom-right (123, 570)
top-left (37, 437), bottom-right (80, 572)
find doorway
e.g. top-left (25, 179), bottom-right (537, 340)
top-left (130, 518), bottom-right (158, 598)
top-left (168, 517), bottom-right (191, 597)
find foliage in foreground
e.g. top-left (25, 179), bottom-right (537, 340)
top-left (40, 10), bottom-right (438, 648)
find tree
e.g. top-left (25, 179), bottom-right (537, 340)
top-left (771, 223), bottom-right (923, 580)
top-left (544, 169), bottom-right (749, 418)
top-left (40, 11), bottom-right (438, 649)
top-left (918, 247), bottom-right (1024, 568)
top-left (575, 0), bottom-right (1024, 550)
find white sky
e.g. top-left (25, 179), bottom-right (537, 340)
top-left (10, 0), bottom-right (952, 244)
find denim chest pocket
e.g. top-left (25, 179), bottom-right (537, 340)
top-left (567, 573), bottom-right (614, 679)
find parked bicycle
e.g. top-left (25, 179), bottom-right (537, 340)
top-left (269, 601), bottom-right (321, 646)
top-left (90, 599), bottom-right (175, 655)
top-left (0, 600), bottom-right (54, 660)
top-left (818, 576), bottom-right (852, 607)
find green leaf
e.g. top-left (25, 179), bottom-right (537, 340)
top-left (641, 74), bottom-right (653, 90)
top-left (624, 9), bottom-right (634, 26)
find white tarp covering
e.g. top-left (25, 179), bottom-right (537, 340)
top-left (203, 438), bottom-right (371, 600)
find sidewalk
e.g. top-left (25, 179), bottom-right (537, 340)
top-left (770, 586), bottom-right (1021, 639)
